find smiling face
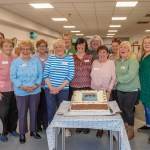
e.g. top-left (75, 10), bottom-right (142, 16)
top-left (37, 43), bottom-right (47, 54)
top-left (91, 37), bottom-right (101, 50)
top-left (63, 35), bottom-right (72, 49)
top-left (2, 42), bottom-right (13, 56)
top-left (77, 43), bottom-right (86, 53)
top-left (54, 43), bottom-right (65, 57)
top-left (143, 38), bottom-right (150, 54)
top-left (20, 45), bottom-right (32, 59)
top-left (119, 44), bottom-right (130, 59)
top-left (98, 49), bottom-right (109, 62)
top-left (112, 42), bottom-right (119, 54)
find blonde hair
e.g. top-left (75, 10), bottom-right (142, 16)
top-left (89, 35), bottom-right (103, 49)
top-left (62, 33), bottom-right (72, 40)
top-left (117, 41), bottom-right (134, 60)
top-left (141, 36), bottom-right (150, 57)
top-left (18, 40), bottom-right (34, 52)
top-left (53, 39), bottom-right (65, 49)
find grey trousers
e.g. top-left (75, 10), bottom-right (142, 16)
top-left (16, 93), bottom-right (40, 134)
top-left (117, 90), bottom-right (139, 126)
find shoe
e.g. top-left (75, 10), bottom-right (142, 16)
top-left (11, 131), bottom-right (19, 137)
top-left (83, 129), bottom-right (90, 134)
top-left (96, 130), bottom-right (103, 138)
top-left (19, 134), bottom-right (26, 144)
top-left (0, 135), bottom-right (8, 142)
top-left (148, 136), bottom-right (150, 144)
top-left (76, 128), bottom-right (83, 134)
top-left (65, 129), bottom-right (71, 137)
top-left (37, 128), bottom-right (42, 132)
top-left (137, 125), bottom-right (150, 132)
top-left (30, 132), bottom-right (41, 139)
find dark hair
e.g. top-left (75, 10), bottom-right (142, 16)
top-left (0, 32), bottom-right (5, 39)
top-left (112, 38), bottom-right (121, 45)
top-left (97, 45), bottom-right (109, 54)
top-left (75, 37), bottom-right (88, 51)
top-left (36, 39), bottom-right (48, 48)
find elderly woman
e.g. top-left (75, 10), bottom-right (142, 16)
top-left (0, 39), bottom-right (19, 142)
top-left (43, 39), bottom-right (74, 137)
top-left (0, 32), bottom-right (5, 54)
top-left (86, 35), bottom-right (103, 59)
top-left (137, 36), bottom-right (150, 144)
top-left (91, 45), bottom-right (116, 138)
top-left (62, 33), bottom-right (76, 55)
top-left (70, 37), bottom-right (94, 134)
top-left (34, 39), bottom-right (49, 132)
top-left (115, 41), bottom-right (140, 140)
top-left (10, 40), bottom-right (43, 144)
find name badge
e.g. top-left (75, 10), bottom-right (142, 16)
top-left (94, 68), bottom-right (99, 70)
top-left (84, 60), bottom-right (89, 63)
top-left (20, 63), bottom-right (27, 67)
top-left (2, 61), bottom-right (9, 64)
top-left (69, 53), bottom-right (73, 55)
top-left (62, 62), bottom-right (68, 65)
top-left (121, 66), bottom-right (126, 70)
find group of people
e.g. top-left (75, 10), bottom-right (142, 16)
top-left (0, 31), bottom-right (150, 145)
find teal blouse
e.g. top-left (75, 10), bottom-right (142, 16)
top-left (139, 55), bottom-right (150, 108)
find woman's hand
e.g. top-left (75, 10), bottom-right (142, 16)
top-left (49, 87), bottom-right (59, 94)
top-left (106, 90), bottom-right (111, 101)
top-left (0, 93), bottom-right (3, 101)
top-left (20, 85), bottom-right (34, 92)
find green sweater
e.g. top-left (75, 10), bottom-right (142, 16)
top-left (139, 55), bottom-right (150, 108)
top-left (115, 57), bottom-right (140, 92)
top-left (65, 45), bottom-right (76, 55)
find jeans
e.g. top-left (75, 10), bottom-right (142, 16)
top-left (45, 88), bottom-right (69, 123)
top-left (143, 103), bottom-right (150, 126)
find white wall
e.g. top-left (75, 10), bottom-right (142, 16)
top-left (0, 7), bottom-right (61, 49)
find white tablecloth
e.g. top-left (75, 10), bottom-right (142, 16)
top-left (46, 101), bottom-right (131, 150)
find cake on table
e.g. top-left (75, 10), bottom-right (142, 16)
top-left (70, 90), bottom-right (109, 112)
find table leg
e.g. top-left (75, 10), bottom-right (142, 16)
top-left (109, 130), bottom-right (113, 150)
top-left (62, 128), bottom-right (65, 150)
top-left (118, 131), bottom-right (121, 150)
top-left (55, 128), bottom-right (58, 150)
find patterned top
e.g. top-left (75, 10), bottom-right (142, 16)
top-left (0, 53), bottom-right (17, 92)
top-left (70, 53), bottom-right (94, 88)
top-left (43, 55), bottom-right (75, 90)
top-left (10, 57), bottom-right (43, 96)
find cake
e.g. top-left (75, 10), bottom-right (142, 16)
top-left (70, 90), bottom-right (109, 112)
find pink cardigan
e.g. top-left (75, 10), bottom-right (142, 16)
top-left (90, 59), bottom-right (116, 90)
top-left (0, 53), bottom-right (17, 92)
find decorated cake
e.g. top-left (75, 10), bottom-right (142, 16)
top-left (70, 90), bottom-right (109, 112)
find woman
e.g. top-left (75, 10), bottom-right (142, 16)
top-left (109, 38), bottom-right (121, 101)
top-left (10, 40), bottom-right (43, 144)
top-left (0, 39), bottom-right (19, 142)
top-left (0, 32), bottom-right (5, 54)
top-left (86, 35), bottom-right (103, 60)
top-left (43, 39), bottom-right (74, 137)
top-left (137, 36), bottom-right (150, 144)
top-left (34, 39), bottom-right (49, 131)
top-left (91, 45), bottom-right (116, 138)
top-left (70, 37), bottom-right (94, 134)
top-left (109, 38), bottom-right (121, 61)
top-left (115, 41), bottom-right (140, 140)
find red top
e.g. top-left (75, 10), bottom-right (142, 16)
top-left (0, 53), bottom-right (17, 92)
top-left (70, 53), bottom-right (94, 88)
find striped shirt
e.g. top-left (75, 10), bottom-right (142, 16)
top-left (43, 55), bottom-right (75, 90)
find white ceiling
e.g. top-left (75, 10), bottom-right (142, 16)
top-left (0, 0), bottom-right (150, 38)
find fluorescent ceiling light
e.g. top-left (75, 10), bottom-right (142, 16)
top-left (107, 34), bottom-right (115, 35)
top-left (109, 25), bottom-right (121, 27)
top-left (71, 31), bottom-right (80, 33)
top-left (76, 34), bottom-right (84, 36)
top-left (112, 17), bottom-right (127, 20)
top-left (107, 36), bottom-right (113, 38)
top-left (116, 2), bottom-right (138, 7)
top-left (86, 36), bottom-right (93, 38)
top-left (29, 3), bottom-right (54, 8)
top-left (108, 30), bottom-right (118, 32)
top-left (145, 30), bottom-right (150, 32)
top-left (63, 26), bottom-right (75, 28)
top-left (51, 18), bottom-right (68, 21)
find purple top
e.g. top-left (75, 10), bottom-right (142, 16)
top-left (33, 52), bottom-right (49, 86)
